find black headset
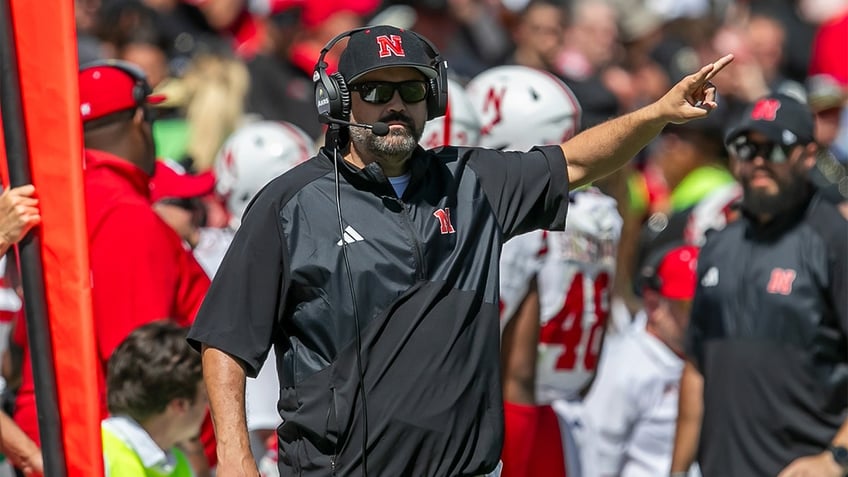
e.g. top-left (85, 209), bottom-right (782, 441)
top-left (80, 59), bottom-right (156, 123)
top-left (635, 241), bottom-right (686, 297)
top-left (313, 26), bottom-right (449, 125)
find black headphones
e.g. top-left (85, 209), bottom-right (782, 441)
top-left (635, 241), bottom-right (685, 297)
top-left (313, 26), bottom-right (449, 125)
top-left (80, 59), bottom-right (156, 122)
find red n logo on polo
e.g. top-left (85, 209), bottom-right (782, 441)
top-left (433, 208), bottom-right (456, 234)
top-left (751, 99), bottom-right (781, 121)
top-left (376, 35), bottom-right (405, 58)
top-left (766, 268), bottom-right (796, 295)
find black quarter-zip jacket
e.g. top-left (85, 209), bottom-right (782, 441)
top-left (188, 144), bottom-right (570, 476)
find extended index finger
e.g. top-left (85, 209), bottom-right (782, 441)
top-left (704, 54), bottom-right (734, 81)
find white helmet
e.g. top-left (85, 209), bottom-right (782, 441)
top-left (684, 182), bottom-right (743, 246)
top-left (465, 65), bottom-right (581, 151)
top-left (420, 78), bottom-right (482, 148)
top-left (214, 120), bottom-right (316, 228)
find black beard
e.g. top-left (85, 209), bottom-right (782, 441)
top-left (742, 172), bottom-right (810, 218)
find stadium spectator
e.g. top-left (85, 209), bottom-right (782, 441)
top-left (806, 74), bottom-right (848, 202)
top-left (556, 0), bottom-right (622, 129)
top-left (505, 0), bottom-right (565, 73)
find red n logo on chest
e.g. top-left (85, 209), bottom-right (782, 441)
top-left (766, 268), bottom-right (796, 295)
top-left (433, 208), bottom-right (456, 234)
top-left (376, 35), bottom-right (405, 58)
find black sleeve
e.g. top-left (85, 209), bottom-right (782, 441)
top-left (187, 189), bottom-right (289, 377)
top-left (466, 145), bottom-right (570, 239)
top-left (810, 199), bottom-right (848, 335)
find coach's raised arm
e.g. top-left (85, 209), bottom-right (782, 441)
top-left (562, 54), bottom-right (734, 188)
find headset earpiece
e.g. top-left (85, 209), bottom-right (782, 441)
top-left (80, 59), bottom-right (154, 122)
top-left (635, 241), bottom-right (685, 297)
top-left (314, 62), bottom-right (340, 120)
top-left (426, 57), bottom-right (448, 120)
top-left (331, 72), bottom-right (351, 122)
top-left (327, 72), bottom-right (351, 145)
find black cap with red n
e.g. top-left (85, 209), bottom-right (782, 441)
top-left (725, 93), bottom-right (815, 147)
top-left (338, 25), bottom-right (439, 83)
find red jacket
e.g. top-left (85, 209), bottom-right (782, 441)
top-left (14, 150), bottom-right (210, 444)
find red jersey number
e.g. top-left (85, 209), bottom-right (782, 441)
top-left (539, 272), bottom-right (610, 371)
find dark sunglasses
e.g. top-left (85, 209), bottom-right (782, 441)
top-left (727, 135), bottom-right (796, 164)
top-left (348, 80), bottom-right (429, 104)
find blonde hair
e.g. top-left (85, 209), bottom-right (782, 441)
top-left (182, 54), bottom-right (250, 171)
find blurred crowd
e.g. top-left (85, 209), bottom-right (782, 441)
top-left (71, 0), bottom-right (848, 305)
top-left (0, 0), bottom-right (846, 475)
top-left (70, 0), bottom-right (848, 173)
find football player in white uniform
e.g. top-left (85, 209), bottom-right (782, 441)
top-left (467, 65), bottom-right (622, 477)
top-left (419, 77), bottom-right (482, 149)
top-left (206, 120), bottom-right (316, 472)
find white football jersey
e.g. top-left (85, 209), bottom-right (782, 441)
top-left (499, 230), bottom-right (546, 326)
top-left (193, 227), bottom-right (236, 279)
top-left (500, 188), bottom-right (622, 403)
top-left (192, 226), bottom-right (283, 435)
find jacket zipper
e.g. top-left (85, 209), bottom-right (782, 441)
top-left (736, 239), bottom-right (753, 336)
top-left (399, 200), bottom-right (426, 280)
top-left (327, 382), bottom-right (338, 476)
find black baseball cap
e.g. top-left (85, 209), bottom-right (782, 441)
top-left (724, 93), bottom-right (815, 147)
top-left (338, 25), bottom-right (438, 83)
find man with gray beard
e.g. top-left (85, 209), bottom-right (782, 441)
top-left (188, 25), bottom-right (733, 477)
top-left (671, 93), bottom-right (848, 477)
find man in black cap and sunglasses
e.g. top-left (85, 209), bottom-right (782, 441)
top-left (189, 24), bottom-right (734, 477)
top-left (671, 93), bottom-right (848, 477)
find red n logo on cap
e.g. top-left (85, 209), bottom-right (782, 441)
top-left (376, 35), bottom-right (405, 58)
top-left (750, 98), bottom-right (781, 121)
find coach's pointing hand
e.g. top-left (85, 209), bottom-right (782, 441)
top-left (654, 54), bottom-right (734, 125)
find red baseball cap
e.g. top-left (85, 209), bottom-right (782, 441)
top-left (79, 61), bottom-right (165, 123)
top-left (149, 159), bottom-right (216, 203)
top-left (654, 245), bottom-right (700, 300)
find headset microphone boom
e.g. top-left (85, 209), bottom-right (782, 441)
top-left (319, 113), bottom-right (390, 136)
